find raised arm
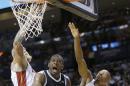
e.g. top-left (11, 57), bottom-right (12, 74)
top-left (11, 30), bottom-right (28, 71)
top-left (68, 22), bottom-right (92, 85)
top-left (13, 29), bottom-right (25, 46)
top-left (11, 30), bottom-right (34, 86)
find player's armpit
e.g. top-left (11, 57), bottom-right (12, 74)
top-left (85, 70), bottom-right (93, 83)
top-left (80, 78), bottom-right (86, 86)
top-left (79, 70), bottom-right (93, 86)
top-left (78, 61), bottom-right (93, 82)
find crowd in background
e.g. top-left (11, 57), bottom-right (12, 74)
top-left (0, 45), bottom-right (130, 86)
top-left (0, 24), bottom-right (130, 86)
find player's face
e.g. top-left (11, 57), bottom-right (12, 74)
top-left (96, 70), bottom-right (109, 86)
top-left (48, 55), bottom-right (64, 75)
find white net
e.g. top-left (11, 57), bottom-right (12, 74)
top-left (10, 0), bottom-right (47, 40)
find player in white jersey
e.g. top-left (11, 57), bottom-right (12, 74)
top-left (11, 29), bottom-right (35, 86)
top-left (68, 22), bottom-right (111, 86)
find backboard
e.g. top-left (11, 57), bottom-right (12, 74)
top-left (49, 0), bottom-right (98, 21)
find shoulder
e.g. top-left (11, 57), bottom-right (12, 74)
top-left (38, 70), bottom-right (48, 80)
top-left (35, 72), bottom-right (45, 79)
top-left (38, 70), bottom-right (46, 74)
top-left (63, 74), bottom-right (70, 80)
top-left (63, 74), bottom-right (71, 86)
top-left (37, 70), bottom-right (47, 79)
top-left (33, 71), bottom-right (46, 85)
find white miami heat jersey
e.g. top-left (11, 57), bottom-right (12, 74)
top-left (11, 63), bottom-right (35, 86)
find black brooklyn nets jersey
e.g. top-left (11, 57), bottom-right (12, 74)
top-left (43, 70), bottom-right (67, 86)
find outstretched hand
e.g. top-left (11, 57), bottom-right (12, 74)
top-left (68, 22), bottom-right (79, 38)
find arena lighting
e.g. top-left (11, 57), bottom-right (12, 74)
top-left (53, 37), bottom-right (61, 42)
top-left (92, 45), bottom-right (97, 52)
top-left (39, 40), bottom-right (45, 44)
top-left (110, 42), bottom-right (120, 48)
top-left (101, 43), bottom-right (109, 49)
top-left (91, 41), bottom-right (120, 52)
top-left (94, 30), bottom-right (100, 34)
top-left (118, 24), bottom-right (128, 30)
top-left (80, 32), bottom-right (85, 37)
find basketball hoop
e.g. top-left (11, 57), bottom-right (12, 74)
top-left (10, 0), bottom-right (47, 40)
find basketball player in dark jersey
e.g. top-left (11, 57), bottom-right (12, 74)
top-left (32, 54), bottom-right (71, 86)
top-left (68, 22), bottom-right (111, 86)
